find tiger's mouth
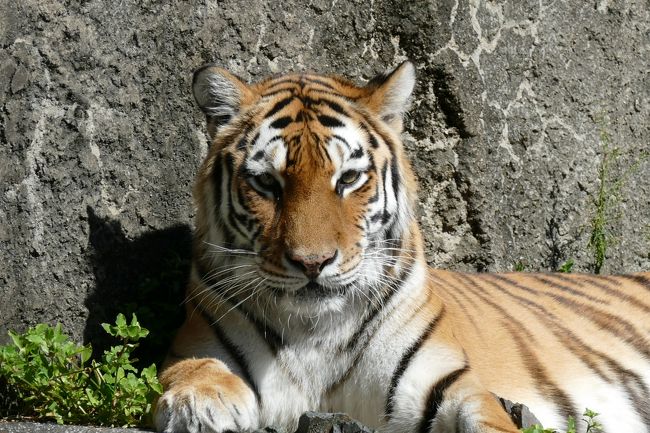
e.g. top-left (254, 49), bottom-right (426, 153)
top-left (293, 281), bottom-right (351, 299)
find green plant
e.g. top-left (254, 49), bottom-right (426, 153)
top-left (589, 118), bottom-right (649, 274)
top-left (588, 123), bottom-right (616, 274)
top-left (514, 261), bottom-right (526, 272)
top-left (582, 409), bottom-right (603, 433)
top-left (521, 409), bottom-right (602, 433)
top-left (0, 314), bottom-right (162, 426)
top-left (557, 258), bottom-right (574, 273)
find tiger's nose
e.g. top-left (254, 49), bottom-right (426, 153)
top-left (285, 250), bottom-right (338, 279)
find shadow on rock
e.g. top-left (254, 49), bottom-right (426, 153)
top-left (84, 207), bottom-right (191, 368)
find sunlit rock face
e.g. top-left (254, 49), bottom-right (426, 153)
top-left (1, 0), bottom-right (648, 357)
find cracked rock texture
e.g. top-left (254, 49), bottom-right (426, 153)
top-left (1, 0), bottom-right (649, 357)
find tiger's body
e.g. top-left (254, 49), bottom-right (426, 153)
top-left (154, 62), bottom-right (650, 433)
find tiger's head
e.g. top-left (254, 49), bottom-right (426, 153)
top-left (191, 62), bottom-right (423, 313)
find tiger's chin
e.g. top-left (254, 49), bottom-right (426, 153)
top-left (271, 280), bottom-right (357, 316)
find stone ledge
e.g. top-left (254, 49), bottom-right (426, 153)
top-left (0, 422), bottom-right (153, 433)
top-left (0, 404), bottom-right (539, 433)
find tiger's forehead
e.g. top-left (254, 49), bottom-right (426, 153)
top-left (242, 87), bottom-right (374, 179)
top-left (253, 72), bottom-right (363, 99)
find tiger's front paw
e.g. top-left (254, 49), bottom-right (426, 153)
top-left (155, 358), bottom-right (259, 433)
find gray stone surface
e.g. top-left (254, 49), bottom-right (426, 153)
top-left (294, 412), bottom-right (374, 433)
top-left (0, 405), bottom-right (540, 432)
top-left (499, 397), bottom-right (542, 429)
top-left (1, 0), bottom-right (649, 364)
top-left (0, 421), bottom-right (152, 433)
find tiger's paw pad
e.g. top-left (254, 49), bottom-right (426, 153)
top-left (155, 384), bottom-right (259, 433)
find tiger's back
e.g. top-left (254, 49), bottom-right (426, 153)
top-left (155, 62), bottom-right (650, 433)
top-left (434, 269), bottom-right (650, 431)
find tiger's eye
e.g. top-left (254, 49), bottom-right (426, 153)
top-left (339, 170), bottom-right (361, 186)
top-left (256, 173), bottom-right (276, 188)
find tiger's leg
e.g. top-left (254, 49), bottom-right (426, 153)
top-left (154, 311), bottom-right (260, 433)
top-left (384, 368), bottom-right (518, 433)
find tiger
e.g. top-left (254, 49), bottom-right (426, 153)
top-left (153, 61), bottom-right (650, 433)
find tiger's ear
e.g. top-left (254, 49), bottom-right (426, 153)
top-left (192, 64), bottom-right (254, 138)
top-left (362, 61), bottom-right (416, 132)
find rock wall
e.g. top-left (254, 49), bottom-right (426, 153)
top-left (1, 0), bottom-right (649, 353)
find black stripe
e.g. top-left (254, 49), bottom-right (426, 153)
top-left (551, 273), bottom-right (650, 313)
top-left (224, 153), bottom-right (250, 239)
top-left (418, 365), bottom-right (469, 433)
top-left (265, 97), bottom-right (294, 118)
top-left (369, 212), bottom-right (383, 223)
top-left (197, 308), bottom-right (260, 402)
top-left (503, 321), bottom-right (577, 423)
top-left (265, 77), bottom-right (301, 88)
top-left (344, 257), bottom-right (414, 351)
top-left (390, 155), bottom-right (400, 210)
top-left (237, 136), bottom-right (248, 151)
top-left (381, 161), bottom-right (392, 225)
top-left (296, 110), bottom-right (309, 122)
top-left (249, 131), bottom-right (261, 147)
top-left (318, 114), bottom-right (344, 128)
top-left (332, 134), bottom-right (351, 151)
top-left (319, 98), bottom-right (348, 115)
top-left (589, 276), bottom-right (650, 313)
top-left (367, 182), bottom-right (381, 204)
top-left (621, 274), bottom-right (650, 291)
top-left (228, 296), bottom-right (284, 354)
top-left (366, 118), bottom-right (396, 152)
top-left (270, 116), bottom-right (293, 129)
top-left (529, 274), bottom-right (607, 303)
top-left (307, 88), bottom-right (353, 99)
top-left (386, 308), bottom-right (446, 417)
top-left (350, 147), bottom-right (364, 159)
top-left (236, 127), bottom-right (252, 151)
top-left (368, 132), bottom-right (379, 148)
top-left (261, 88), bottom-right (294, 98)
top-left (381, 161), bottom-right (388, 220)
top-left (304, 77), bottom-right (337, 90)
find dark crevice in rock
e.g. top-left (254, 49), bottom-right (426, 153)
top-left (429, 64), bottom-right (474, 139)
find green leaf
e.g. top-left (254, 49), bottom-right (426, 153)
top-left (566, 416), bottom-right (576, 433)
top-left (8, 330), bottom-right (24, 349)
top-left (80, 346), bottom-right (92, 364)
top-left (557, 258), bottom-right (575, 273)
top-left (85, 388), bottom-right (100, 405)
top-left (115, 313), bottom-right (127, 328)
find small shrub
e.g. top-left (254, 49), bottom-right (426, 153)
top-left (0, 314), bottom-right (162, 427)
top-left (521, 409), bottom-right (602, 433)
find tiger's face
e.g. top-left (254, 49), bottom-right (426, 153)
top-left (192, 63), bottom-right (418, 309)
